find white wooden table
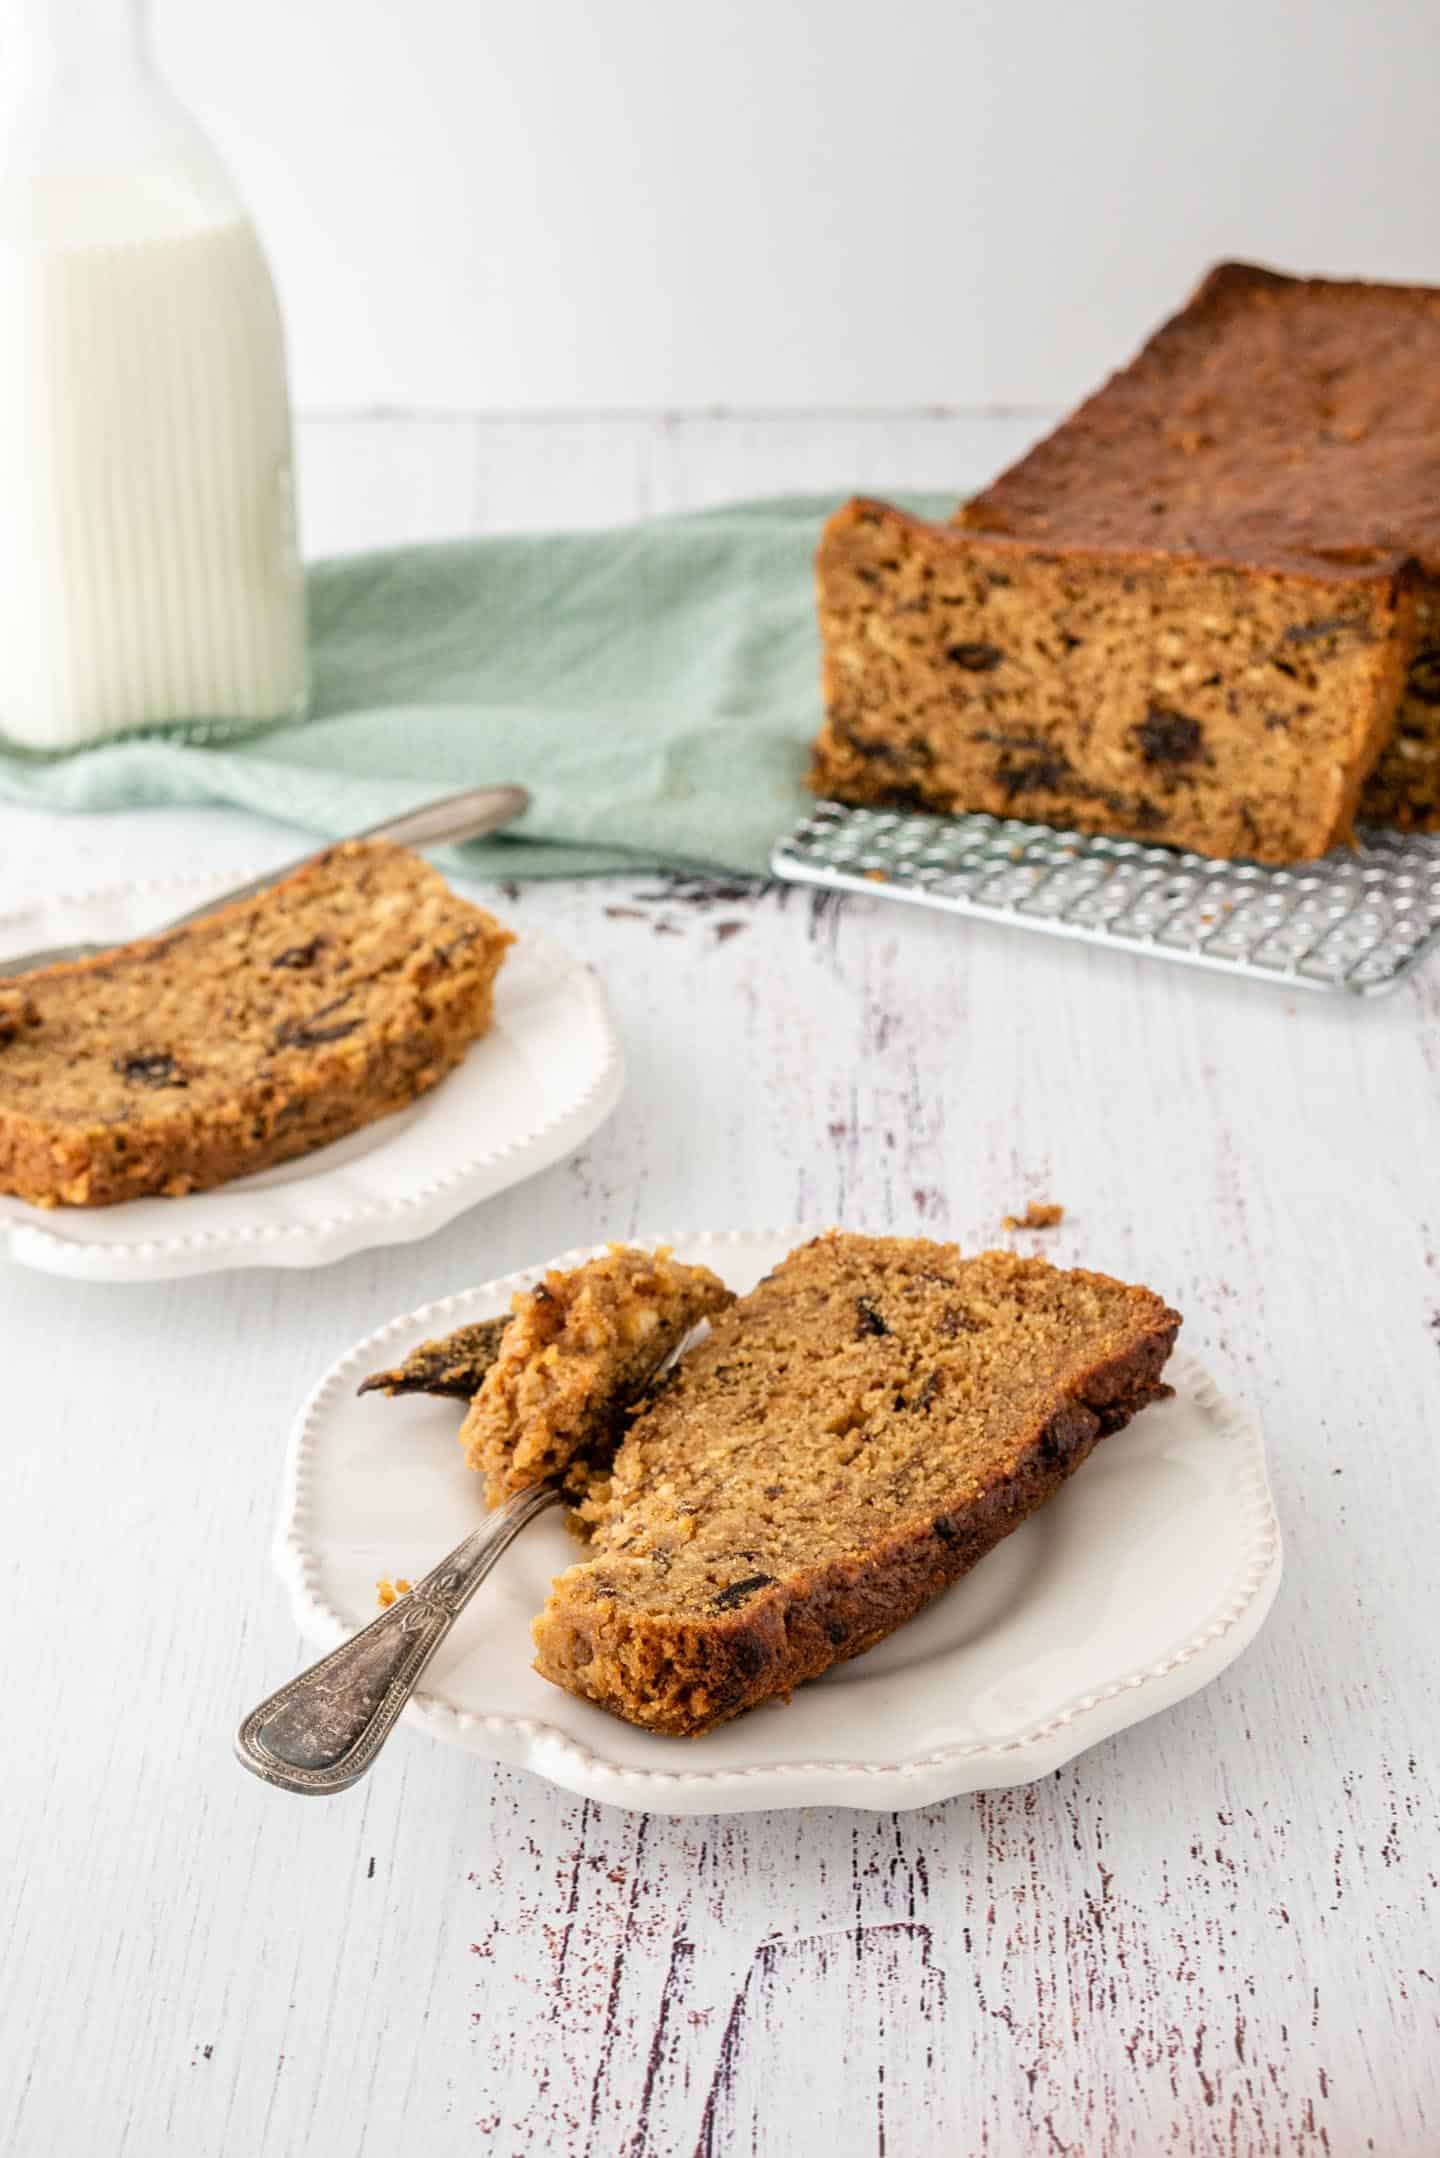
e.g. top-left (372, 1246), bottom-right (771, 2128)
top-left (3, 416), bottom-right (1438, 2158)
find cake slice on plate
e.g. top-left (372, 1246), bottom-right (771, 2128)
top-left (0, 838), bottom-right (512, 1207)
top-left (532, 1232), bottom-right (1180, 1736)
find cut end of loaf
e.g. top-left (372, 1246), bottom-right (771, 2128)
top-left (812, 498), bottom-right (1410, 864)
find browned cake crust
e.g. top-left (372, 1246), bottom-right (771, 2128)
top-left (0, 839), bottom-right (512, 1207)
top-left (359, 1318), bottom-right (511, 1401)
top-left (532, 1235), bottom-right (1181, 1737)
top-left (812, 261), bottom-right (1440, 858)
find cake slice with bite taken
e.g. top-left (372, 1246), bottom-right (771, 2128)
top-left (532, 1232), bottom-right (1180, 1736)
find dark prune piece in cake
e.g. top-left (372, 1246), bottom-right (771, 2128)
top-left (712, 1573), bottom-right (777, 1611)
top-left (946, 641), bottom-right (1004, 671)
top-left (1134, 707), bottom-right (1205, 766)
top-left (114, 1051), bottom-right (187, 1089)
top-left (271, 937), bottom-right (326, 970)
top-left (272, 992), bottom-right (361, 1051)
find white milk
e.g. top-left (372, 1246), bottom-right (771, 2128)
top-left (0, 176), bottom-right (306, 750)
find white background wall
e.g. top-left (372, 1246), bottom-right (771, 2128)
top-left (152, 0), bottom-right (1440, 414)
top-left (18, 0), bottom-right (1440, 414)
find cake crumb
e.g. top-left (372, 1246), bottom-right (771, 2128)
top-left (1003, 1201), bottom-right (1065, 1231)
top-left (376, 1575), bottom-right (413, 1609)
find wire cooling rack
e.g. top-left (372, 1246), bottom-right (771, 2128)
top-left (771, 801), bottom-right (1440, 996)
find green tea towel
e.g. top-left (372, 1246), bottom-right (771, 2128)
top-left (0, 494), bottom-right (947, 879)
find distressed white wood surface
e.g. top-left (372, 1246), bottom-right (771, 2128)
top-left (2, 415), bottom-right (1438, 2158)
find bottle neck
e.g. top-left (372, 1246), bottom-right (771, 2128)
top-left (0, 0), bottom-right (244, 223)
top-left (21, 0), bottom-right (152, 88)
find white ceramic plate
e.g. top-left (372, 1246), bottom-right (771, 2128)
top-left (0, 871), bottom-right (623, 1282)
top-left (276, 1230), bottom-right (1283, 1814)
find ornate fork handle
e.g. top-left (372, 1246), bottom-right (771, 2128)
top-left (235, 1480), bottom-right (560, 1796)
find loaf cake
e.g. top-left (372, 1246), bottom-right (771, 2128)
top-left (812, 262), bottom-right (1440, 861)
top-left (532, 1233), bottom-right (1180, 1736)
top-left (460, 1244), bottom-right (735, 1507)
top-left (0, 839), bottom-right (512, 1207)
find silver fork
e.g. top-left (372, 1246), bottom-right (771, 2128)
top-left (236, 1320), bottom-right (707, 1796)
top-left (235, 1479), bottom-right (561, 1796)
top-left (0, 783), bottom-right (529, 979)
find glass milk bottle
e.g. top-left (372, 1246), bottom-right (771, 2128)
top-left (0, 0), bottom-right (306, 749)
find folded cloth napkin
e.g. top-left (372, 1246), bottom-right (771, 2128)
top-left (0, 494), bottom-right (947, 880)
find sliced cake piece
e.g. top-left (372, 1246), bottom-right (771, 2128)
top-left (460, 1243), bottom-right (735, 1507)
top-left (532, 1233), bottom-right (1180, 1737)
top-left (0, 838), bottom-right (512, 1207)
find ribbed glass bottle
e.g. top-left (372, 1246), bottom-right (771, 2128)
top-left (0, 0), bottom-right (306, 749)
